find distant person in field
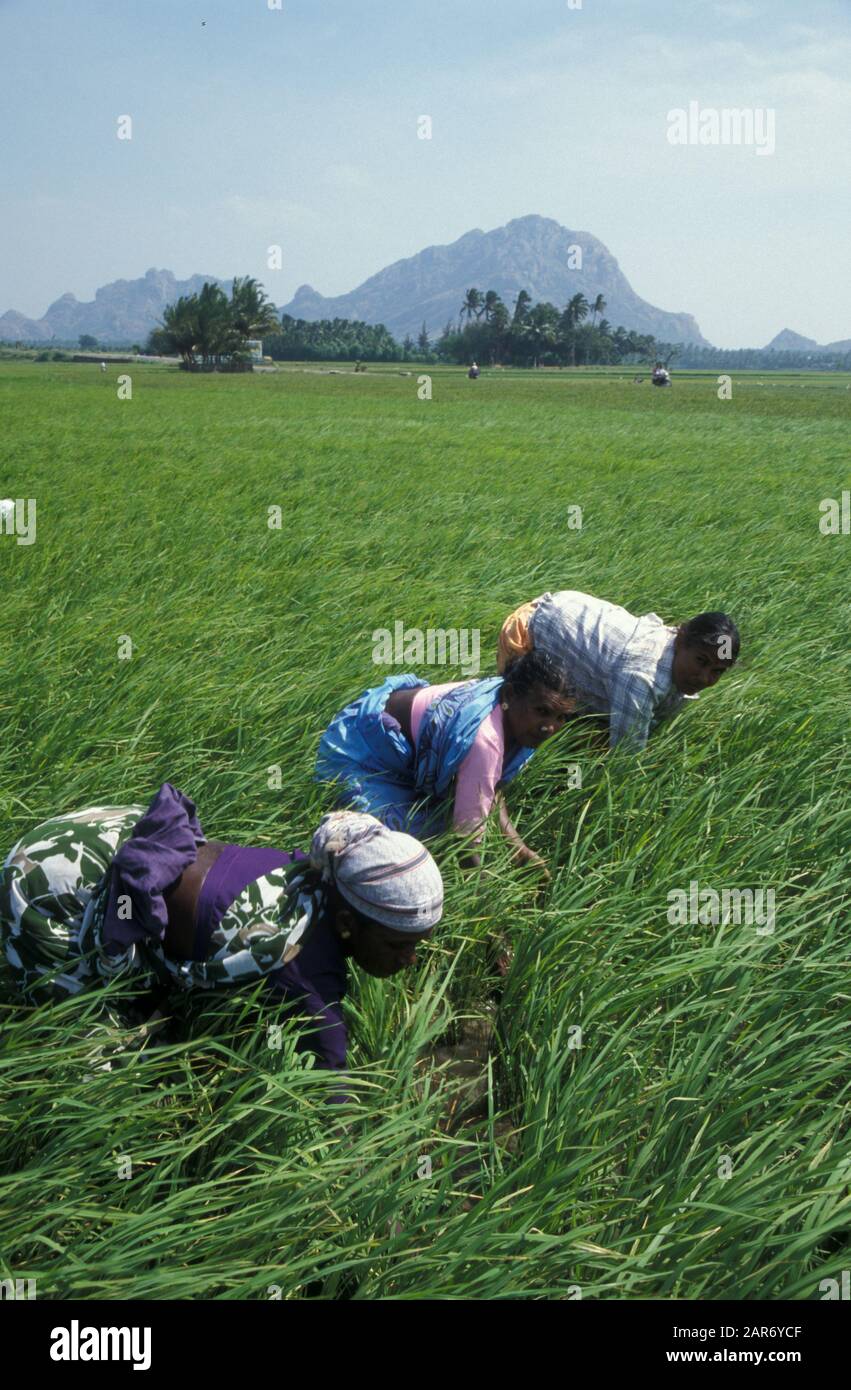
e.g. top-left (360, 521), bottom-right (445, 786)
top-left (100, 361), bottom-right (107, 373)
top-left (497, 593), bottom-right (739, 752)
top-left (652, 363), bottom-right (671, 386)
top-left (468, 361), bottom-right (480, 379)
top-left (316, 651), bottom-right (575, 872)
top-left (0, 784), bottom-right (443, 1100)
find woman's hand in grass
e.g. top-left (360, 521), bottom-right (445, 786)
top-left (496, 793), bottom-right (550, 881)
top-left (512, 842), bottom-right (551, 882)
top-left (489, 927), bottom-right (514, 977)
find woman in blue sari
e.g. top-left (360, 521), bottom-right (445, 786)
top-left (315, 651), bottom-right (575, 872)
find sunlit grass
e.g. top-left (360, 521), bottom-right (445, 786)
top-left (0, 362), bottom-right (849, 1299)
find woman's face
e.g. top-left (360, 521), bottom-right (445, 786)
top-left (503, 683), bottom-right (575, 748)
top-left (672, 637), bottom-right (735, 695)
top-left (335, 907), bottom-right (432, 978)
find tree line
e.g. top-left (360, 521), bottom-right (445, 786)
top-left (139, 277), bottom-right (850, 372)
top-left (143, 279), bottom-right (660, 368)
top-left (265, 289), bottom-right (659, 367)
top-left (653, 342), bottom-right (851, 372)
top-left (265, 315), bottom-right (400, 361)
top-left (425, 288), bottom-right (658, 366)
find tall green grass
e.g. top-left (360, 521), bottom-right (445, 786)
top-left (0, 362), bottom-right (848, 1298)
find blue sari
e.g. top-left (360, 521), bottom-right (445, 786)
top-left (315, 674), bottom-right (534, 837)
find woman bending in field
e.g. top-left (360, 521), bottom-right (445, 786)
top-left (498, 592), bottom-right (740, 752)
top-left (315, 650), bottom-right (575, 873)
top-left (0, 784), bottom-right (443, 1099)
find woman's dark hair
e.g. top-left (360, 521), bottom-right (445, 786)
top-left (681, 611), bottom-right (740, 660)
top-left (502, 648), bottom-right (574, 700)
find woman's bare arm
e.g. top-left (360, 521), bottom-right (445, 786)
top-left (496, 792), bottom-right (550, 877)
top-left (457, 795), bottom-right (549, 876)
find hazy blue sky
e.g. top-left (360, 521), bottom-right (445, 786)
top-left (2, 0), bottom-right (848, 346)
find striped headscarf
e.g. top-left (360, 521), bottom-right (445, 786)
top-left (309, 811), bottom-right (443, 933)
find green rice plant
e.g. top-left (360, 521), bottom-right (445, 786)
top-left (0, 362), bottom-right (849, 1299)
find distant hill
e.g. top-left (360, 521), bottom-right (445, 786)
top-left (0, 268), bottom-right (232, 345)
top-left (765, 328), bottom-right (851, 355)
top-left (765, 329), bottom-right (820, 352)
top-left (280, 215), bottom-right (710, 346)
top-left (0, 216), bottom-right (711, 347)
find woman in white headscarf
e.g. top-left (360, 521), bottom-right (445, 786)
top-left (1, 785), bottom-right (444, 1097)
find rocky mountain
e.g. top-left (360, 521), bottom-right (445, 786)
top-left (765, 329), bottom-right (820, 352)
top-left (0, 310), bottom-right (48, 342)
top-left (281, 216), bottom-right (710, 346)
top-left (765, 328), bottom-right (851, 354)
top-left (0, 268), bottom-right (231, 345)
top-left (1, 216), bottom-right (713, 346)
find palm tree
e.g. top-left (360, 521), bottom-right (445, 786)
top-left (230, 276), bottom-right (280, 341)
top-left (574, 323), bottom-right (597, 367)
top-left (566, 293), bottom-right (589, 327)
top-left (195, 281), bottom-right (236, 365)
top-left (636, 334), bottom-right (657, 365)
top-left (160, 295), bottom-right (200, 368)
top-left (482, 290), bottom-right (501, 323)
top-left (460, 288), bottom-right (483, 326)
top-left (512, 289), bottom-right (532, 326)
top-left (594, 321), bottom-right (615, 364)
top-left (526, 302), bottom-right (560, 368)
top-left (560, 293), bottom-right (589, 366)
top-left (489, 301), bottom-right (510, 364)
top-left (590, 293), bottom-right (607, 328)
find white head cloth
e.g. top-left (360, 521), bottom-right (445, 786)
top-left (309, 811), bottom-right (444, 933)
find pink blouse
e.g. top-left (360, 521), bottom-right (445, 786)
top-left (409, 682), bottom-right (505, 837)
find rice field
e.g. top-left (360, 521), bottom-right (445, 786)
top-left (0, 360), bottom-right (849, 1300)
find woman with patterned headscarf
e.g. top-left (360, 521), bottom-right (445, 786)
top-left (0, 784), bottom-right (443, 1097)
